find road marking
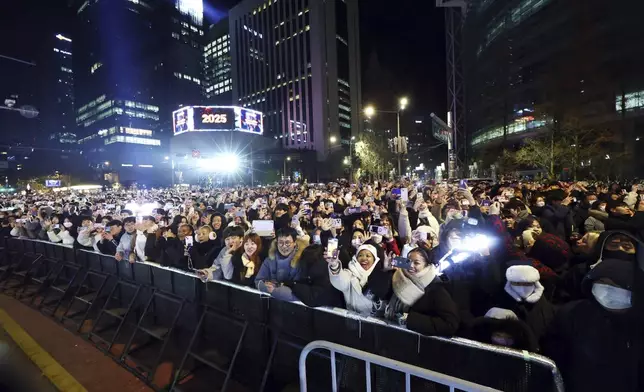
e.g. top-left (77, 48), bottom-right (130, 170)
top-left (0, 309), bottom-right (87, 392)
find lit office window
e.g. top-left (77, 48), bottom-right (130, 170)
top-left (90, 62), bottom-right (103, 74)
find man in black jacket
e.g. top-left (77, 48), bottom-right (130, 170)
top-left (96, 220), bottom-right (123, 256)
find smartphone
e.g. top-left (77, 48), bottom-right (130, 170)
top-left (224, 203), bottom-right (234, 211)
top-left (373, 212), bottom-right (381, 221)
top-left (185, 236), bottom-right (194, 246)
top-left (327, 238), bottom-right (339, 257)
top-left (459, 179), bottom-right (468, 189)
top-left (235, 211), bottom-right (245, 217)
top-left (332, 218), bottom-right (342, 228)
top-left (481, 200), bottom-right (492, 207)
top-left (369, 225), bottom-right (388, 236)
top-left (53, 224), bottom-right (60, 229)
top-left (391, 188), bottom-right (402, 197)
top-left (400, 188), bottom-right (409, 202)
top-left (348, 207), bottom-right (361, 214)
top-left (105, 226), bottom-right (111, 233)
top-left (291, 216), bottom-right (299, 226)
top-left (392, 256), bottom-right (413, 270)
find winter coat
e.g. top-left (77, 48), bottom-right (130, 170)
top-left (201, 246), bottom-right (234, 279)
top-left (97, 231), bottom-right (123, 256)
top-left (488, 285), bottom-right (555, 347)
top-left (543, 300), bottom-right (640, 392)
top-left (541, 205), bottom-right (573, 240)
top-left (584, 216), bottom-right (604, 232)
top-left (187, 240), bottom-right (221, 270)
top-left (229, 251), bottom-right (258, 287)
top-left (328, 259), bottom-right (393, 316)
top-left (255, 237), bottom-right (308, 287)
top-left (284, 252), bottom-right (345, 308)
top-left (405, 277), bottom-right (460, 337)
top-left (159, 237), bottom-right (193, 271)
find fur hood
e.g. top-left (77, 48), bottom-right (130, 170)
top-left (268, 236), bottom-right (309, 268)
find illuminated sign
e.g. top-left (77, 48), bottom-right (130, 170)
top-left (45, 180), bottom-right (61, 187)
top-left (172, 106), bottom-right (263, 136)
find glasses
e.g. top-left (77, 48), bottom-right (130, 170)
top-left (278, 241), bottom-right (294, 247)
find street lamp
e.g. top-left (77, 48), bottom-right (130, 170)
top-left (104, 161), bottom-right (110, 166)
top-left (330, 136), bottom-right (337, 143)
top-left (364, 106), bottom-right (376, 118)
top-left (399, 97), bottom-right (408, 110)
top-left (284, 156), bottom-right (291, 180)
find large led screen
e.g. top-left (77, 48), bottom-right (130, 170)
top-left (173, 106), bottom-right (263, 136)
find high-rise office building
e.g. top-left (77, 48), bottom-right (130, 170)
top-left (228, 0), bottom-right (362, 161)
top-left (203, 18), bottom-right (233, 104)
top-left (73, 0), bottom-right (205, 182)
top-left (464, 0), bottom-right (644, 174)
top-left (48, 33), bottom-right (77, 146)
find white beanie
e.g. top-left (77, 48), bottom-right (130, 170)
top-left (506, 265), bottom-right (540, 283)
top-left (356, 244), bottom-right (380, 263)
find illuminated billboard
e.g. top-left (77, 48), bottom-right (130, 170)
top-left (172, 106), bottom-right (263, 136)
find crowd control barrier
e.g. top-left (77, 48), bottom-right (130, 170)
top-left (0, 237), bottom-right (565, 392)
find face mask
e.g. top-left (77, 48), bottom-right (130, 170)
top-left (589, 200), bottom-right (596, 205)
top-left (536, 201), bottom-right (545, 208)
top-left (351, 238), bottom-right (362, 248)
top-left (511, 285), bottom-right (535, 299)
top-left (371, 234), bottom-right (383, 244)
top-left (592, 283), bottom-right (632, 310)
top-left (63, 222), bottom-right (73, 228)
top-left (313, 235), bottom-right (321, 245)
top-left (599, 205), bottom-right (606, 212)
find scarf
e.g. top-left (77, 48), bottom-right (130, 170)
top-left (241, 253), bottom-right (255, 278)
top-left (504, 281), bottom-right (544, 304)
top-left (385, 265), bottom-right (437, 320)
top-left (348, 256), bottom-right (379, 289)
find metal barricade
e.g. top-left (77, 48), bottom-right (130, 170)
top-left (299, 340), bottom-right (501, 392)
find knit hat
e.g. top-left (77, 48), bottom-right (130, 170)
top-left (547, 189), bottom-right (567, 202)
top-left (506, 265), bottom-right (540, 283)
top-left (356, 244), bottom-right (380, 263)
top-left (527, 233), bottom-right (571, 271)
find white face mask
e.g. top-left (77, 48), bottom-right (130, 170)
top-left (592, 283), bottom-right (632, 310)
top-left (63, 222), bottom-right (73, 228)
top-left (599, 205), bottom-right (606, 212)
top-left (371, 234), bottom-right (383, 244)
top-left (589, 200), bottom-right (597, 205)
top-left (536, 201), bottom-right (545, 208)
top-left (511, 285), bottom-right (536, 299)
top-left (351, 238), bottom-right (362, 248)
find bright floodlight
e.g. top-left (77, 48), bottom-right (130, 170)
top-left (330, 136), bottom-right (337, 143)
top-left (364, 106), bottom-right (376, 118)
top-left (399, 97), bottom-right (409, 109)
top-left (197, 153), bottom-right (240, 173)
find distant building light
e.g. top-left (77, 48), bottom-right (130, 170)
top-left (121, 164), bottom-right (134, 167)
top-left (55, 34), bottom-right (72, 42)
top-left (415, 120), bottom-right (423, 124)
top-left (138, 164), bottom-right (154, 168)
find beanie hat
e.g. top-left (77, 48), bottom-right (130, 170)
top-left (547, 189), bottom-right (567, 202)
top-left (527, 233), bottom-right (571, 271)
top-left (356, 244), bottom-right (380, 264)
top-left (583, 259), bottom-right (634, 294)
top-left (506, 265), bottom-right (540, 283)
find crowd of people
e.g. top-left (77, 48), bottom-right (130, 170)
top-left (1, 179), bottom-right (642, 391)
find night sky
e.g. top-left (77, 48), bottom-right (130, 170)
top-left (1, 0), bottom-right (446, 119)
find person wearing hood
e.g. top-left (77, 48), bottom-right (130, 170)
top-left (484, 264), bottom-right (555, 349)
top-left (209, 212), bottom-right (226, 248)
top-left (384, 247), bottom-right (459, 336)
top-left (327, 243), bottom-right (393, 316)
top-left (525, 233), bottom-right (571, 301)
top-left (592, 201), bottom-right (644, 242)
top-left (272, 203), bottom-right (291, 232)
top-left (284, 244), bottom-right (345, 307)
top-left (338, 228), bottom-right (367, 268)
top-left (543, 259), bottom-right (641, 392)
top-left (254, 227), bottom-right (308, 300)
top-left (468, 317), bottom-right (539, 352)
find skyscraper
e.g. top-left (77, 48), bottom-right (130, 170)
top-left (48, 33), bottom-right (77, 146)
top-left (203, 18), bottom-right (233, 104)
top-left (228, 0), bottom-right (362, 162)
top-left (73, 0), bottom-right (205, 182)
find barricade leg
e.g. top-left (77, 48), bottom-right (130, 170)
top-left (60, 270), bottom-right (113, 332)
top-left (37, 261), bottom-right (83, 316)
top-left (170, 305), bottom-right (249, 392)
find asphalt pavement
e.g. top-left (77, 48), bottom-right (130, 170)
top-left (0, 328), bottom-right (58, 392)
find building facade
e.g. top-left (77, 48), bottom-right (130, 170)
top-left (203, 18), bottom-right (233, 105)
top-left (464, 0), bottom-right (644, 174)
top-left (228, 0), bottom-right (362, 162)
top-left (73, 0), bottom-right (205, 184)
top-left (48, 33), bottom-right (77, 146)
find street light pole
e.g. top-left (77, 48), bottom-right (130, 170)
top-left (396, 110), bottom-right (401, 176)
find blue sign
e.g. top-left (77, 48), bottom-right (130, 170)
top-left (45, 180), bottom-right (61, 187)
